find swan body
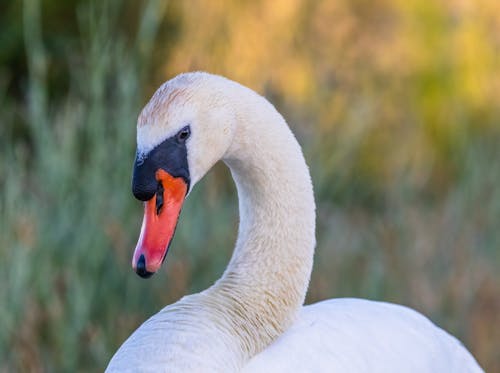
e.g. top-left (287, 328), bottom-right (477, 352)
top-left (243, 299), bottom-right (480, 373)
top-left (106, 72), bottom-right (482, 372)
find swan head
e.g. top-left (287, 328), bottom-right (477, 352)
top-left (131, 72), bottom-right (236, 277)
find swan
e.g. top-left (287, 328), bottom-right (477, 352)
top-left (106, 72), bottom-right (483, 372)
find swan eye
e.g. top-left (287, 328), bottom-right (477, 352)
top-left (176, 126), bottom-right (191, 143)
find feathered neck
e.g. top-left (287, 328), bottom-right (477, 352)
top-left (203, 83), bottom-right (316, 365)
top-left (107, 80), bottom-right (316, 372)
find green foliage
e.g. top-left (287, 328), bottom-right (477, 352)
top-left (0, 0), bottom-right (178, 370)
top-left (1, 0), bottom-right (499, 371)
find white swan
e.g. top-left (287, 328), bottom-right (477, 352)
top-left (106, 72), bottom-right (483, 372)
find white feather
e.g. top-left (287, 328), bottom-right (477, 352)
top-left (106, 72), bottom-right (483, 372)
top-left (243, 299), bottom-right (482, 373)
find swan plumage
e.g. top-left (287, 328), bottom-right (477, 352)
top-left (106, 72), bottom-right (482, 372)
top-left (243, 299), bottom-right (480, 372)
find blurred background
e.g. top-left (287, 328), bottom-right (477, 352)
top-left (1, 0), bottom-right (499, 371)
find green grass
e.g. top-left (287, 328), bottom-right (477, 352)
top-left (1, 0), bottom-right (499, 371)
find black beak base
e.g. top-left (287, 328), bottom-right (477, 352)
top-left (132, 129), bottom-right (191, 202)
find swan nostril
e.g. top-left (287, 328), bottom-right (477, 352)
top-left (156, 182), bottom-right (164, 215)
top-left (136, 254), bottom-right (154, 278)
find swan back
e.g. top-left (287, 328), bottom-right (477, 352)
top-left (243, 299), bottom-right (483, 373)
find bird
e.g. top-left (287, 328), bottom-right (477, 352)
top-left (106, 72), bottom-right (483, 372)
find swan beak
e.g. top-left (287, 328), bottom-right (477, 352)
top-left (132, 169), bottom-right (187, 278)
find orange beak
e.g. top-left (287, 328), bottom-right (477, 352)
top-left (132, 169), bottom-right (187, 277)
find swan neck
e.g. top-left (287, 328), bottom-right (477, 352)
top-left (209, 90), bottom-right (316, 359)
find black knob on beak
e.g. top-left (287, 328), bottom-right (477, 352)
top-left (132, 156), bottom-right (157, 201)
top-left (131, 132), bottom-right (191, 202)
